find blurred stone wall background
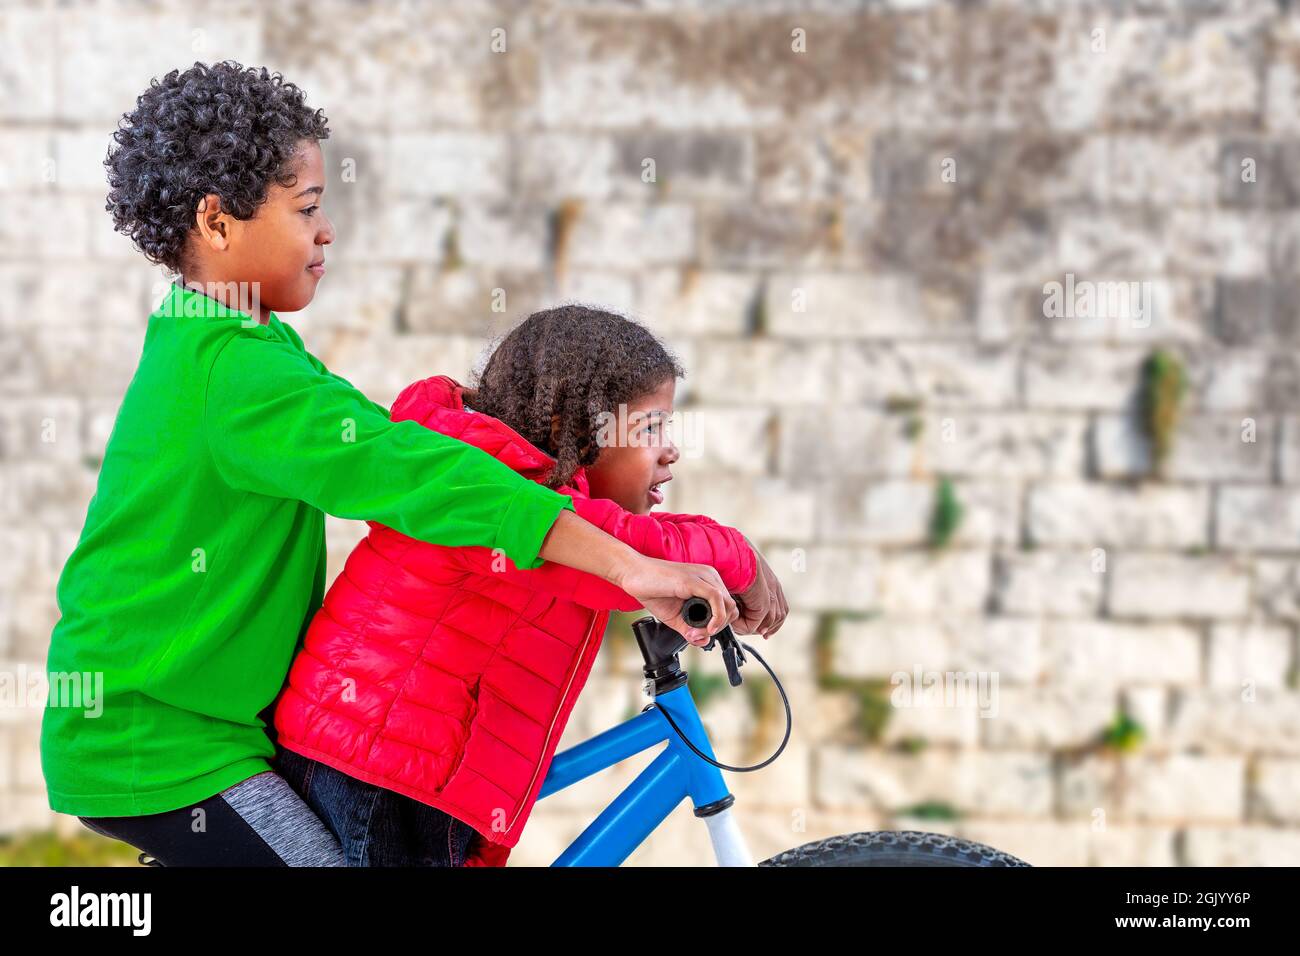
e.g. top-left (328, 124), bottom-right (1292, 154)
top-left (3, 0), bottom-right (1300, 866)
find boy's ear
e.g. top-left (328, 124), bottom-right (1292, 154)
top-left (194, 193), bottom-right (231, 251)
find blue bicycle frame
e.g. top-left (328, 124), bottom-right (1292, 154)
top-left (539, 681), bottom-right (749, 866)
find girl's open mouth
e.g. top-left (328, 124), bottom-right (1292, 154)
top-left (648, 478), bottom-right (669, 505)
top-left (307, 261), bottom-right (325, 277)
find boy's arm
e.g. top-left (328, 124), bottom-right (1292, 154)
top-left (203, 334), bottom-right (569, 570)
top-left (282, 323), bottom-right (391, 418)
top-left (306, 356), bottom-right (390, 417)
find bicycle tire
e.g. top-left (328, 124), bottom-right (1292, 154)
top-left (759, 830), bottom-right (1031, 867)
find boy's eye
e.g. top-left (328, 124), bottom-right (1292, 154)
top-left (300, 205), bottom-right (318, 217)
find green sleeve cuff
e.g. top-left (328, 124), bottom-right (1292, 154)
top-left (494, 483), bottom-right (576, 570)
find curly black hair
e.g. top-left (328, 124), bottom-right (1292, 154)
top-left (105, 60), bottom-right (330, 274)
top-left (464, 305), bottom-right (685, 490)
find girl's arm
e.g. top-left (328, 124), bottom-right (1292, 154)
top-left (447, 493), bottom-right (758, 618)
top-left (534, 509), bottom-right (740, 644)
top-left (567, 495), bottom-right (757, 594)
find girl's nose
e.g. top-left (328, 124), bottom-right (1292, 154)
top-left (662, 440), bottom-right (680, 465)
top-left (319, 212), bottom-right (336, 245)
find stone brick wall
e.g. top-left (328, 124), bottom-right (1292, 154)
top-left (3, 0), bottom-right (1299, 865)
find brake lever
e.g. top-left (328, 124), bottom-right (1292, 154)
top-left (682, 597), bottom-right (746, 685)
top-left (700, 624), bottom-right (746, 686)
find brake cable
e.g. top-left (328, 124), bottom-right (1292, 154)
top-left (645, 599), bottom-right (793, 772)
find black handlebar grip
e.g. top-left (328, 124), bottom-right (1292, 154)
top-left (682, 597), bottom-right (712, 629)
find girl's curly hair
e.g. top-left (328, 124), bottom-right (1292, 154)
top-left (105, 60), bottom-right (330, 274)
top-left (464, 305), bottom-right (685, 490)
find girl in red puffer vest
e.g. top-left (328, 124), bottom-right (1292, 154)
top-left (270, 305), bottom-right (787, 866)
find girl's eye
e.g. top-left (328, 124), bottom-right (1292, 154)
top-left (300, 205), bottom-right (318, 217)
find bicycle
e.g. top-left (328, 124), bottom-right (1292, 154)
top-left (539, 597), bottom-right (1031, 867)
top-left (132, 601), bottom-right (1030, 868)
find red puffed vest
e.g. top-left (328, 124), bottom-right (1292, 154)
top-left (272, 376), bottom-right (756, 865)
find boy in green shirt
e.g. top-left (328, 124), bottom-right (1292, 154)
top-left (43, 60), bottom-right (742, 865)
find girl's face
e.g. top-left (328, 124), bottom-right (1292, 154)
top-left (584, 378), bottom-right (680, 516)
top-left (189, 138), bottom-right (334, 320)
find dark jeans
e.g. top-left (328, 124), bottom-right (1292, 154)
top-left (273, 744), bottom-right (480, 867)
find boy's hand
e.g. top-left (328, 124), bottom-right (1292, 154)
top-left (734, 537), bottom-right (788, 639)
top-left (616, 555), bottom-right (739, 647)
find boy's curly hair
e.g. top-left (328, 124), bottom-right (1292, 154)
top-left (464, 305), bottom-right (685, 490)
top-left (105, 60), bottom-right (330, 274)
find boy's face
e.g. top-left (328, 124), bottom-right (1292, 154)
top-left (583, 378), bottom-right (679, 516)
top-left (190, 138), bottom-right (333, 319)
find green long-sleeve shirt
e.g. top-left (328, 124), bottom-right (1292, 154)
top-left (41, 281), bottom-right (575, 816)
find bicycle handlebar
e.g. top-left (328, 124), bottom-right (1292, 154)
top-left (680, 596), bottom-right (748, 688)
top-left (681, 596), bottom-right (713, 629)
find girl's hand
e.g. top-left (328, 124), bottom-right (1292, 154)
top-left (734, 537), bottom-right (788, 639)
top-left (615, 554), bottom-right (739, 647)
